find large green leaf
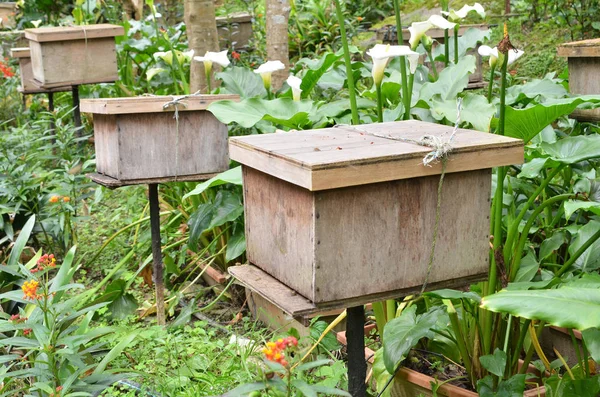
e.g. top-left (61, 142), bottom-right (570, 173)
top-left (225, 226), bottom-right (246, 262)
top-left (544, 375), bottom-right (600, 397)
top-left (216, 66), bottom-right (267, 98)
top-left (420, 55), bottom-right (476, 103)
top-left (208, 98), bottom-right (317, 129)
top-left (481, 287), bottom-right (600, 330)
top-left (505, 77), bottom-right (568, 105)
top-left (183, 167), bottom-right (242, 199)
top-left (7, 215), bottom-right (35, 268)
top-left (433, 27), bottom-right (490, 61)
top-left (382, 306), bottom-right (443, 373)
top-left (372, 348), bottom-right (392, 397)
top-left (296, 52), bottom-right (342, 98)
top-left (568, 221), bottom-right (600, 271)
top-left (477, 374), bottom-right (527, 397)
top-left (541, 135), bottom-right (600, 164)
top-left (582, 328), bottom-right (600, 363)
top-left (564, 201), bottom-right (600, 219)
top-left (479, 348), bottom-right (507, 378)
top-left (430, 93), bottom-right (495, 132)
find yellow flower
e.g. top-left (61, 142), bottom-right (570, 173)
top-left (49, 195), bottom-right (60, 203)
top-left (22, 280), bottom-right (39, 300)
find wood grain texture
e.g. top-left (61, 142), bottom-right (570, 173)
top-left (80, 94), bottom-right (240, 114)
top-left (87, 172), bottom-right (220, 188)
top-left (558, 38), bottom-right (600, 58)
top-left (230, 121), bottom-right (524, 191)
top-left (29, 37), bottom-right (119, 88)
top-left (568, 57), bottom-right (600, 95)
top-left (24, 24), bottom-right (124, 42)
top-left (93, 115), bottom-right (120, 178)
top-left (10, 47), bottom-right (29, 58)
top-left (12, 51), bottom-right (70, 94)
top-left (242, 167), bottom-right (316, 301)
top-left (313, 169), bottom-right (491, 303)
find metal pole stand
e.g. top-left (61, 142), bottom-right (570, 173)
top-left (149, 183), bottom-right (166, 325)
top-left (72, 85), bottom-right (82, 131)
top-left (347, 305), bottom-right (367, 397)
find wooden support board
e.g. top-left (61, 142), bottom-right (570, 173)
top-left (80, 94), bottom-right (238, 114)
top-left (87, 172), bottom-right (219, 188)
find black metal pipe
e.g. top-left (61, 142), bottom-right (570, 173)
top-left (347, 305), bottom-right (367, 397)
top-left (72, 85), bottom-right (82, 132)
top-left (149, 183), bottom-right (166, 325)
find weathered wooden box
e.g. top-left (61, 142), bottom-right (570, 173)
top-left (0, 2), bottom-right (17, 29)
top-left (23, 24), bottom-right (124, 89)
top-left (10, 47), bottom-right (69, 94)
top-left (216, 12), bottom-right (252, 48)
top-left (80, 95), bottom-right (238, 185)
top-left (558, 38), bottom-right (600, 122)
top-left (229, 121), bottom-right (523, 313)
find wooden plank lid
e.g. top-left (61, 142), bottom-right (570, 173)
top-left (229, 120), bottom-right (524, 191)
top-left (10, 47), bottom-right (30, 58)
top-left (24, 24), bottom-right (124, 42)
top-left (216, 12), bottom-right (252, 24)
top-left (80, 94), bottom-right (240, 115)
top-left (558, 38), bottom-right (600, 58)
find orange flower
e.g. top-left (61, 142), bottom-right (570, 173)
top-left (62, 196), bottom-right (70, 203)
top-left (23, 328), bottom-right (32, 336)
top-left (262, 336), bottom-right (297, 367)
top-left (22, 280), bottom-right (39, 300)
top-left (49, 196), bottom-right (60, 203)
top-left (357, 16), bottom-right (364, 21)
top-left (232, 51), bottom-right (241, 61)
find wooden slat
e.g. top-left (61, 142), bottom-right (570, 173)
top-left (80, 94), bottom-right (240, 114)
top-left (229, 120), bottom-right (524, 191)
top-left (10, 47), bottom-right (29, 58)
top-left (215, 12), bottom-right (252, 24)
top-left (87, 172), bottom-right (220, 188)
top-left (558, 38), bottom-right (600, 58)
top-left (24, 24), bottom-right (124, 42)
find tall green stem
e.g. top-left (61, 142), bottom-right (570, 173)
top-left (453, 25), bottom-right (459, 63)
top-left (442, 0), bottom-right (449, 66)
top-left (486, 65), bottom-right (496, 103)
top-left (205, 66), bottom-right (212, 93)
top-left (392, 0), bottom-right (411, 120)
top-left (427, 49), bottom-right (439, 81)
top-left (376, 83), bottom-right (383, 122)
top-left (445, 300), bottom-right (474, 386)
top-left (404, 73), bottom-right (415, 120)
top-left (333, 0), bottom-right (359, 125)
top-left (372, 301), bottom-right (387, 344)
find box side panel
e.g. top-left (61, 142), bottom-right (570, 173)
top-left (18, 58), bottom-right (35, 91)
top-left (569, 57), bottom-right (600, 95)
top-left (29, 41), bottom-right (45, 84)
top-left (36, 37), bottom-right (118, 87)
top-left (94, 114), bottom-right (119, 178)
top-left (243, 167), bottom-right (315, 301)
top-left (116, 111), bottom-right (228, 180)
top-left (313, 169), bottom-right (491, 303)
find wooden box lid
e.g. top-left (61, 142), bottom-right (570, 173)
top-left (10, 47), bottom-right (29, 58)
top-left (558, 38), bottom-right (600, 58)
top-left (0, 2), bottom-right (16, 9)
top-left (24, 24), bottom-right (125, 42)
top-left (216, 12), bottom-right (252, 24)
top-left (80, 94), bottom-right (240, 115)
top-left (229, 121), bottom-right (523, 191)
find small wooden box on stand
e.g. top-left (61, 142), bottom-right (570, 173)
top-left (558, 38), bottom-right (600, 122)
top-left (24, 24), bottom-right (124, 89)
top-left (10, 47), bottom-right (70, 95)
top-left (216, 12), bottom-right (253, 49)
top-left (0, 2), bottom-right (17, 29)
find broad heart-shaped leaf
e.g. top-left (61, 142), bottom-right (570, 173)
top-left (479, 348), bottom-right (507, 377)
top-left (216, 66), bottom-right (267, 98)
top-left (544, 374), bottom-right (600, 397)
top-left (481, 287), bottom-right (600, 330)
top-left (477, 374), bottom-right (526, 397)
top-left (539, 231), bottom-right (567, 261)
top-left (582, 328), bottom-right (600, 363)
top-left (504, 97), bottom-right (600, 142)
top-left (183, 167), bottom-right (242, 199)
top-left (568, 221), bottom-right (600, 271)
top-left (383, 305), bottom-right (444, 373)
top-left (505, 77), bottom-right (568, 105)
top-left (429, 93), bottom-right (495, 132)
top-left (419, 55), bottom-right (476, 102)
top-left (433, 27), bottom-right (490, 61)
top-left (208, 98), bottom-right (317, 129)
top-left (225, 226), bottom-right (246, 262)
top-left (564, 200), bottom-right (600, 219)
top-left (296, 52), bottom-right (342, 98)
top-left (541, 134), bottom-right (600, 164)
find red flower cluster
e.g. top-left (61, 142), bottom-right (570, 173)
top-left (0, 59), bottom-right (14, 78)
top-left (31, 253), bottom-right (57, 273)
top-left (10, 314), bottom-right (27, 323)
top-left (262, 336), bottom-right (298, 367)
top-left (232, 51), bottom-right (241, 61)
top-left (23, 328), bottom-right (32, 336)
top-left (49, 386), bottom-right (63, 397)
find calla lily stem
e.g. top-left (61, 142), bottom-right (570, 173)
top-left (487, 64), bottom-right (496, 103)
top-left (376, 83), bottom-right (384, 122)
top-left (454, 25), bottom-right (459, 63)
top-left (427, 50), bottom-right (439, 81)
top-left (333, 0), bottom-right (359, 125)
top-left (205, 66), bottom-right (212, 93)
top-left (392, 0), bottom-right (411, 120)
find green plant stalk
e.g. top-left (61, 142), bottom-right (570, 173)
top-left (427, 49), bottom-right (439, 81)
top-left (205, 64), bottom-right (212, 93)
top-left (503, 165), bottom-right (565, 262)
top-left (376, 83), bottom-right (384, 122)
top-left (386, 299), bottom-right (396, 323)
top-left (510, 194), bottom-right (574, 277)
top-left (453, 25), bottom-right (459, 63)
top-left (444, 300), bottom-right (474, 386)
top-left (583, 340), bottom-right (591, 377)
top-left (392, 0), bottom-right (411, 120)
top-left (510, 319), bottom-right (531, 370)
top-left (372, 301), bottom-right (387, 343)
top-left (569, 329), bottom-right (585, 376)
top-left (404, 73), bottom-right (415, 120)
top-left (555, 227), bottom-right (600, 277)
top-left (519, 321), bottom-right (546, 374)
top-left (484, 49), bottom-right (510, 354)
top-left (486, 65), bottom-right (496, 103)
top-left (333, 0), bottom-right (359, 125)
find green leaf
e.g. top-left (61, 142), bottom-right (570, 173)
top-left (225, 227), bottom-right (246, 262)
top-left (216, 66), bottom-right (267, 98)
top-left (183, 167), bottom-right (242, 199)
top-left (433, 28), bottom-right (490, 62)
top-left (372, 348), bottom-right (393, 397)
top-left (292, 379), bottom-right (318, 397)
top-left (568, 221), bottom-right (600, 271)
top-left (208, 98), bottom-right (316, 129)
top-left (539, 231), bottom-right (567, 261)
top-left (316, 97), bottom-right (376, 118)
top-left (544, 374), bottom-right (600, 397)
top-left (297, 359), bottom-right (333, 372)
top-left (565, 201), bottom-right (600, 219)
top-left (542, 135), bottom-right (600, 165)
top-left (383, 306), bottom-right (443, 373)
top-left (420, 55), bottom-right (476, 102)
top-left (310, 320), bottom-right (339, 351)
top-left (477, 374), bottom-right (526, 397)
top-left (223, 382), bottom-right (269, 397)
top-left (310, 385), bottom-right (352, 396)
top-left (49, 245), bottom-right (77, 301)
top-left (92, 331), bottom-right (138, 375)
top-left (8, 215), bottom-right (35, 268)
top-left (424, 289), bottom-right (481, 302)
top-left (479, 348), bottom-right (507, 377)
top-left (430, 93), bottom-right (495, 132)
top-left (481, 287), bottom-right (600, 330)
top-left (514, 250), bottom-right (538, 282)
top-left (296, 52), bottom-right (342, 98)
top-left (505, 77), bottom-right (568, 105)
top-left (582, 328), bottom-right (600, 363)
top-left (170, 298), bottom-right (195, 328)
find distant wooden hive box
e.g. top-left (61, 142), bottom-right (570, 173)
top-left (80, 95), bottom-right (239, 185)
top-left (0, 2), bottom-right (17, 29)
top-left (229, 121), bottom-right (523, 314)
top-left (376, 24), bottom-right (489, 89)
top-left (24, 24), bottom-right (124, 89)
top-left (558, 38), bottom-right (600, 122)
top-left (10, 47), bottom-right (70, 94)
top-left (216, 12), bottom-right (252, 49)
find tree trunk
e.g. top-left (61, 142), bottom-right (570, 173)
top-left (266, 0), bottom-right (290, 91)
top-left (123, 0), bottom-right (143, 20)
top-left (184, 0), bottom-right (219, 93)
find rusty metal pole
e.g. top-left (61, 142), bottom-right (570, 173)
top-left (149, 183), bottom-right (166, 325)
top-left (347, 305), bottom-right (367, 397)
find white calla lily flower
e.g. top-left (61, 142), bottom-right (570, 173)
top-left (31, 19), bottom-right (42, 28)
top-left (408, 15), bottom-right (457, 50)
top-left (442, 3), bottom-right (485, 21)
top-left (254, 60), bottom-right (286, 90)
top-left (194, 50), bottom-right (231, 75)
top-left (367, 44), bottom-right (420, 85)
top-left (286, 75), bottom-right (303, 101)
top-left (478, 45), bottom-right (524, 67)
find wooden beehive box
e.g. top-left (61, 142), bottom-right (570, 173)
top-left (80, 95), bottom-right (239, 186)
top-left (0, 2), bottom-right (17, 29)
top-left (376, 24), bottom-right (488, 88)
top-left (10, 47), bottom-right (69, 94)
top-left (24, 24), bottom-right (124, 89)
top-left (558, 38), bottom-right (600, 122)
top-left (229, 121), bottom-right (523, 314)
top-left (216, 12), bottom-right (252, 48)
